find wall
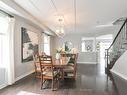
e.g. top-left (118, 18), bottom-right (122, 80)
top-left (54, 33), bottom-right (98, 64)
top-left (14, 15), bottom-right (43, 81)
top-left (111, 50), bottom-right (127, 80)
top-left (78, 52), bottom-right (98, 64)
top-left (54, 31), bottom-right (115, 64)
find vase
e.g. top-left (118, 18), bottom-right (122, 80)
top-left (56, 53), bottom-right (60, 59)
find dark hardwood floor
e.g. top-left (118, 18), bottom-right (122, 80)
top-left (0, 64), bottom-right (122, 95)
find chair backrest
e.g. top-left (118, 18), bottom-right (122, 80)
top-left (61, 53), bottom-right (78, 68)
top-left (41, 52), bottom-right (46, 57)
top-left (33, 52), bottom-right (41, 72)
top-left (74, 53), bottom-right (78, 69)
top-left (40, 56), bottom-right (53, 64)
top-left (33, 52), bottom-right (39, 62)
top-left (71, 54), bottom-right (77, 67)
top-left (62, 54), bottom-right (77, 63)
top-left (75, 53), bottom-right (78, 64)
top-left (39, 55), bottom-right (54, 76)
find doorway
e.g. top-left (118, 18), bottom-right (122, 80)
top-left (99, 42), bottom-right (112, 74)
top-left (96, 34), bottom-right (113, 74)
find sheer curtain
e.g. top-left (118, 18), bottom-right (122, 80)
top-left (0, 14), bottom-right (8, 68)
top-left (7, 17), bottom-right (15, 85)
top-left (0, 12), bottom-right (15, 85)
top-left (44, 34), bottom-right (50, 55)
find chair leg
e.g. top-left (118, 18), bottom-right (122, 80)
top-left (62, 70), bottom-right (64, 80)
top-left (73, 71), bottom-right (76, 80)
top-left (52, 78), bottom-right (60, 91)
top-left (34, 71), bottom-right (37, 79)
top-left (51, 79), bottom-right (54, 91)
top-left (57, 78), bottom-right (60, 89)
top-left (41, 76), bottom-right (44, 90)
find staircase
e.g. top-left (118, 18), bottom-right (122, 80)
top-left (105, 18), bottom-right (127, 74)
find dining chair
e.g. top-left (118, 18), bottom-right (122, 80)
top-left (33, 52), bottom-right (41, 79)
top-left (41, 51), bottom-right (46, 56)
top-left (63, 53), bottom-right (78, 79)
top-left (39, 55), bottom-right (60, 90)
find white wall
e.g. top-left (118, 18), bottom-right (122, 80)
top-left (14, 15), bottom-right (43, 80)
top-left (54, 31), bottom-right (116, 64)
top-left (111, 50), bottom-right (127, 80)
top-left (54, 33), bottom-right (98, 64)
top-left (54, 34), bottom-right (81, 52)
top-left (78, 52), bottom-right (98, 64)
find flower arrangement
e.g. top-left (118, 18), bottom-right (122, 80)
top-left (55, 48), bottom-right (63, 59)
top-left (56, 48), bottom-right (64, 53)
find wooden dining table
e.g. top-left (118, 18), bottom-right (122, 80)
top-left (53, 57), bottom-right (70, 66)
top-left (40, 57), bottom-right (70, 67)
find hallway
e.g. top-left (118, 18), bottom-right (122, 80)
top-left (0, 64), bottom-right (120, 95)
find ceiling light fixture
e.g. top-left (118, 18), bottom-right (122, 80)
top-left (50, 0), bottom-right (67, 37)
top-left (55, 17), bottom-right (65, 38)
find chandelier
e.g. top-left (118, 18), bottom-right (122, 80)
top-left (55, 16), bottom-right (65, 37)
top-left (56, 26), bottom-right (65, 37)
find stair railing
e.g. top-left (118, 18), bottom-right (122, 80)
top-left (106, 18), bottom-right (127, 73)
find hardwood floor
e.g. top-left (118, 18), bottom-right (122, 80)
top-left (0, 64), bottom-right (120, 95)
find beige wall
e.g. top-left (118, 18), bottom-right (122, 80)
top-left (14, 15), bottom-right (43, 80)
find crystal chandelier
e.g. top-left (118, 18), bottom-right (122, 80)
top-left (56, 27), bottom-right (65, 37)
top-left (55, 16), bottom-right (65, 37)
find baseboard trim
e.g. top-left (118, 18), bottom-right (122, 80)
top-left (77, 61), bottom-right (97, 64)
top-left (15, 70), bottom-right (35, 82)
top-left (0, 83), bottom-right (8, 89)
top-left (0, 71), bottom-right (34, 89)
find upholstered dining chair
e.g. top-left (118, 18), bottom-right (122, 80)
top-left (33, 52), bottom-right (41, 79)
top-left (39, 55), bottom-right (60, 90)
top-left (62, 53), bottom-right (78, 79)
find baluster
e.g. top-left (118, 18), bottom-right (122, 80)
top-left (122, 26), bottom-right (125, 42)
top-left (126, 22), bottom-right (127, 40)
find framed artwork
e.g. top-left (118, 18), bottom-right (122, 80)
top-left (21, 27), bottom-right (39, 62)
top-left (82, 37), bottom-right (95, 52)
top-left (64, 41), bottom-right (73, 52)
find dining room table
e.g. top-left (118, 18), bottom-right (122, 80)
top-left (53, 57), bottom-right (70, 66)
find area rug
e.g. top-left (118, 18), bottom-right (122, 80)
top-left (17, 91), bottom-right (41, 95)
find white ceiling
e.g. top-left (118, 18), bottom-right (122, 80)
top-left (13, 0), bottom-right (127, 34)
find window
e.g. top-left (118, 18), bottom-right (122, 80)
top-left (81, 41), bottom-right (85, 52)
top-left (0, 13), bottom-right (9, 67)
top-left (44, 34), bottom-right (50, 55)
top-left (0, 11), bottom-right (15, 85)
